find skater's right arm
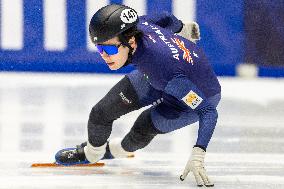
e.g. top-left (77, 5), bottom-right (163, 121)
top-left (140, 12), bottom-right (183, 33)
top-left (140, 13), bottom-right (201, 43)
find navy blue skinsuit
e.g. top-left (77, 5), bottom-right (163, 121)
top-left (127, 12), bottom-right (221, 149)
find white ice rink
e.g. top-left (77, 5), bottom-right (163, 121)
top-left (0, 72), bottom-right (284, 189)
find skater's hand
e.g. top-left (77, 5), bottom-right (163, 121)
top-left (180, 147), bottom-right (214, 187)
top-left (178, 22), bottom-right (200, 44)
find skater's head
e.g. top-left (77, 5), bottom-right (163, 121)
top-left (89, 4), bottom-right (143, 70)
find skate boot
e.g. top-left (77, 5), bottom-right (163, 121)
top-left (55, 142), bottom-right (115, 166)
top-left (55, 139), bottom-right (134, 166)
top-left (55, 142), bottom-right (90, 166)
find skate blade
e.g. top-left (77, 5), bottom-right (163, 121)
top-left (31, 162), bottom-right (105, 168)
top-left (32, 154), bottom-right (133, 167)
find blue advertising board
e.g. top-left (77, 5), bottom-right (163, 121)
top-left (1, 0), bottom-right (283, 76)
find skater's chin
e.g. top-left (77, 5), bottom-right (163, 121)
top-left (107, 62), bottom-right (124, 70)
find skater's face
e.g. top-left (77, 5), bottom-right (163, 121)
top-left (96, 36), bottom-right (136, 70)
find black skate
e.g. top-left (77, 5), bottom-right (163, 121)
top-left (55, 142), bottom-right (90, 166)
top-left (55, 142), bottom-right (114, 166)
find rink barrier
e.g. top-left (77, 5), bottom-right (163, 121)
top-left (1, 1), bottom-right (284, 77)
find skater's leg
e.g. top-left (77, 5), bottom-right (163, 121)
top-left (121, 108), bottom-right (162, 152)
top-left (88, 76), bottom-right (141, 147)
top-left (55, 76), bottom-right (141, 165)
top-left (93, 69), bottom-right (166, 158)
top-left (107, 108), bottom-right (163, 157)
top-left (88, 70), bottom-right (163, 147)
top-left (55, 71), bottom-right (162, 165)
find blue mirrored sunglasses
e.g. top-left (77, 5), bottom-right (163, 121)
top-left (95, 44), bottom-right (122, 55)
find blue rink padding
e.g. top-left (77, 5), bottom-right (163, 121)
top-left (0, 60), bottom-right (135, 74)
top-left (1, 0), bottom-right (284, 77)
top-left (258, 66), bottom-right (284, 78)
top-left (2, 59), bottom-right (284, 77)
top-left (196, 0), bottom-right (244, 74)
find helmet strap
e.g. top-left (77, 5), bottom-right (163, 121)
top-left (119, 36), bottom-right (134, 67)
top-left (122, 43), bottom-right (134, 67)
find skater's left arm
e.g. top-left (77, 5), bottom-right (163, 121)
top-left (158, 75), bottom-right (217, 186)
top-left (161, 76), bottom-right (218, 149)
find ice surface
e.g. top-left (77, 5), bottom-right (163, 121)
top-left (0, 73), bottom-right (284, 189)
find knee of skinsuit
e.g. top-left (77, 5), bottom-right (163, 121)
top-left (88, 76), bottom-right (141, 147)
top-left (121, 109), bottom-right (163, 152)
top-left (88, 76), bottom-right (141, 125)
top-left (131, 109), bottom-right (163, 138)
top-left (89, 101), bottom-right (111, 125)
